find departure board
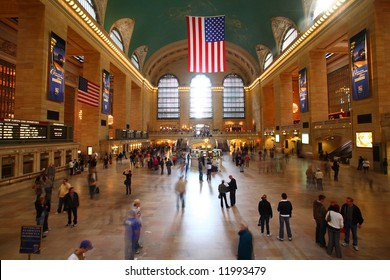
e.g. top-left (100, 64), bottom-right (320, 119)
top-left (49, 125), bottom-right (67, 139)
top-left (0, 121), bottom-right (47, 140)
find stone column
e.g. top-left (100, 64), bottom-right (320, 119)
top-left (274, 73), bottom-right (293, 127)
top-left (308, 51), bottom-right (328, 122)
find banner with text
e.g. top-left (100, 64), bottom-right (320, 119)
top-left (48, 32), bottom-right (66, 102)
top-left (102, 69), bottom-right (111, 114)
top-left (350, 29), bottom-right (370, 100)
top-left (299, 68), bottom-right (308, 113)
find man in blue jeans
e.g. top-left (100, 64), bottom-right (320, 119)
top-left (341, 197), bottom-right (364, 251)
top-left (277, 193), bottom-right (293, 241)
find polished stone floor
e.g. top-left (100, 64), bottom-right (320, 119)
top-left (0, 154), bottom-right (389, 260)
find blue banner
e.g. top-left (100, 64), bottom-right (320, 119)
top-left (102, 70), bottom-right (111, 114)
top-left (350, 29), bottom-right (369, 100)
top-left (48, 32), bottom-right (65, 102)
top-left (299, 68), bottom-right (308, 113)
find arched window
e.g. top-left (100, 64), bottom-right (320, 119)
top-left (281, 27), bottom-right (298, 52)
top-left (110, 28), bottom-right (124, 51)
top-left (78, 0), bottom-right (97, 21)
top-left (157, 74), bottom-right (180, 119)
top-left (190, 75), bottom-right (212, 119)
top-left (263, 52), bottom-right (273, 70)
top-left (131, 54), bottom-right (140, 70)
top-left (223, 74), bottom-right (245, 118)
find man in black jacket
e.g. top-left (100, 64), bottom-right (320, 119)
top-left (64, 187), bottom-right (80, 227)
top-left (258, 194), bottom-right (273, 236)
top-left (277, 193), bottom-right (293, 241)
top-left (341, 197), bottom-right (364, 251)
top-left (228, 175), bottom-right (237, 206)
top-left (313, 194), bottom-right (327, 247)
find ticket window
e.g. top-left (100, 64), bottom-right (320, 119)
top-left (40, 153), bottom-right (49, 171)
top-left (54, 151), bottom-right (61, 167)
top-left (23, 155), bottom-right (34, 174)
top-left (65, 150), bottom-right (72, 164)
top-left (1, 156), bottom-right (15, 179)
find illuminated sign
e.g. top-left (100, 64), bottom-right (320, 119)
top-left (356, 132), bottom-right (372, 148)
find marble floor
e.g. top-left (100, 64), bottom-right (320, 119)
top-left (0, 154), bottom-right (389, 260)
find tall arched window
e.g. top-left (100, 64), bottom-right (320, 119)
top-left (157, 74), bottom-right (180, 119)
top-left (190, 75), bottom-right (212, 119)
top-left (281, 27), bottom-right (298, 52)
top-left (110, 28), bottom-right (124, 51)
top-left (263, 52), bottom-right (273, 70)
top-left (223, 74), bottom-right (245, 118)
top-left (78, 0), bottom-right (97, 21)
top-left (131, 54), bottom-right (140, 70)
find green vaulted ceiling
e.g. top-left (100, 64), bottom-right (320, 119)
top-left (104, 0), bottom-right (306, 63)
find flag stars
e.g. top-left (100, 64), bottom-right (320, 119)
top-left (205, 16), bottom-right (225, 42)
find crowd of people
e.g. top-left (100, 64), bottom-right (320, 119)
top-left (30, 144), bottom-right (367, 260)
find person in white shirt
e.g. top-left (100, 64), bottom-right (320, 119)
top-left (325, 203), bottom-right (344, 258)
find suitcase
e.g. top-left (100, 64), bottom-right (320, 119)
top-left (76, 169), bottom-right (81, 175)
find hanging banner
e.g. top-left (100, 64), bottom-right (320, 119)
top-left (48, 32), bottom-right (66, 102)
top-left (299, 68), bottom-right (308, 113)
top-left (350, 29), bottom-right (370, 100)
top-left (102, 70), bottom-right (111, 114)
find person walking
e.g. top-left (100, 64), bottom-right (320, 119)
top-left (67, 240), bottom-right (93, 260)
top-left (124, 215), bottom-right (141, 260)
top-left (313, 194), bottom-right (327, 247)
top-left (64, 187), bottom-right (79, 227)
top-left (206, 158), bottom-right (212, 181)
top-left (325, 203), bottom-right (344, 258)
top-left (87, 173), bottom-right (97, 199)
top-left (305, 165), bottom-right (315, 189)
top-left (383, 158), bottom-right (388, 175)
top-left (166, 157), bottom-right (173, 175)
top-left (258, 194), bottom-right (273, 236)
top-left (362, 159), bottom-right (370, 173)
top-left (175, 176), bottom-right (186, 209)
top-left (315, 168), bottom-right (324, 190)
top-left (277, 193), bottom-right (293, 241)
top-left (198, 159), bottom-right (204, 182)
top-left (228, 175), bottom-right (237, 206)
top-left (218, 180), bottom-right (230, 208)
top-left (237, 223), bottom-right (253, 260)
top-left (46, 163), bottom-right (56, 187)
top-left (34, 196), bottom-right (48, 238)
top-left (332, 160), bottom-right (340, 181)
top-left (56, 178), bottom-right (70, 214)
top-left (131, 199), bottom-right (143, 254)
top-left (123, 169), bottom-right (132, 195)
top-left (341, 197), bottom-right (364, 251)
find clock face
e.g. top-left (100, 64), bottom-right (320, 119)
top-left (293, 103), bottom-right (299, 113)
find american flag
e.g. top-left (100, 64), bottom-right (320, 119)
top-left (77, 76), bottom-right (100, 107)
top-left (186, 15), bottom-right (226, 73)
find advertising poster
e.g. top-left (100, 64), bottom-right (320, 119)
top-left (350, 29), bottom-right (370, 100)
top-left (299, 68), bottom-right (308, 113)
top-left (102, 70), bottom-right (111, 114)
top-left (48, 32), bottom-right (66, 102)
